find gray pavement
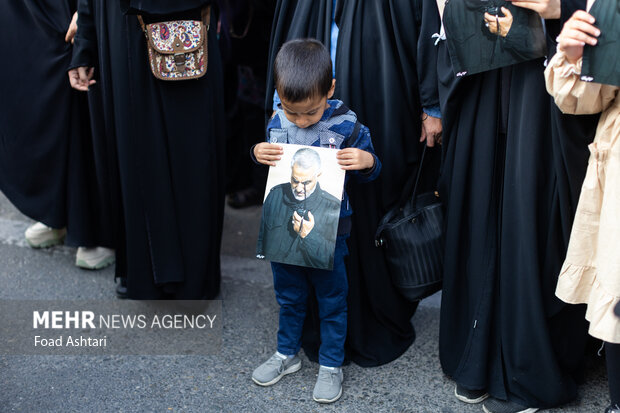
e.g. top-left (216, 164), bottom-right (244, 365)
top-left (0, 192), bottom-right (608, 412)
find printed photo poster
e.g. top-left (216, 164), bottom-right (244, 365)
top-left (443, 0), bottom-right (547, 76)
top-left (256, 144), bottom-right (346, 271)
top-left (581, 0), bottom-right (620, 87)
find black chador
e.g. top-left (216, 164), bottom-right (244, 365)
top-left (267, 0), bottom-right (441, 367)
top-left (435, 9), bottom-right (592, 408)
top-left (71, 0), bottom-right (226, 299)
top-left (0, 0), bottom-right (113, 248)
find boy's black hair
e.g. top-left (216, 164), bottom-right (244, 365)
top-left (274, 38), bottom-right (333, 103)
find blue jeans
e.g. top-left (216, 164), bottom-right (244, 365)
top-left (271, 236), bottom-right (349, 367)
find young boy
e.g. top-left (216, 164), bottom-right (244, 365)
top-left (251, 38), bottom-right (381, 403)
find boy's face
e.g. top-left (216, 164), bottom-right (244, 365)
top-left (278, 79), bottom-right (335, 129)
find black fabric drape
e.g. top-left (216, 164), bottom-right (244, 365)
top-left (267, 0), bottom-right (440, 367)
top-left (0, 0), bottom-right (112, 247)
top-left (435, 16), bottom-right (590, 406)
top-left (120, 0), bottom-right (210, 14)
top-left (72, 0), bottom-right (225, 299)
top-left (221, 0), bottom-right (276, 195)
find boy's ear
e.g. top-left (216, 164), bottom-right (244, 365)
top-left (327, 79), bottom-right (336, 99)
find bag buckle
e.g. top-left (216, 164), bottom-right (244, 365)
top-left (172, 37), bottom-right (187, 73)
top-left (173, 53), bottom-right (186, 73)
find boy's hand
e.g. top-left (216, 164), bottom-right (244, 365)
top-left (337, 148), bottom-right (374, 171)
top-left (254, 142), bottom-right (283, 166)
top-left (557, 11), bottom-right (599, 63)
top-left (292, 211), bottom-right (314, 238)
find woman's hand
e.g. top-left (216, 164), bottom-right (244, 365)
top-left (68, 67), bottom-right (96, 91)
top-left (556, 11), bottom-right (600, 63)
top-left (484, 7), bottom-right (513, 37)
top-left (253, 142), bottom-right (283, 166)
top-left (420, 115), bottom-right (442, 147)
top-left (508, 0), bottom-right (561, 19)
top-left (65, 12), bottom-right (78, 43)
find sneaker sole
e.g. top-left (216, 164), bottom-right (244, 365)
top-left (455, 387), bottom-right (489, 404)
top-left (252, 361), bottom-right (301, 387)
top-left (313, 386), bottom-right (343, 404)
top-left (76, 256), bottom-right (116, 270)
top-left (482, 406), bottom-right (538, 413)
top-left (26, 236), bottom-right (65, 249)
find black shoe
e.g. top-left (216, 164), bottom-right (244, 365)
top-left (454, 384), bottom-right (489, 404)
top-left (115, 283), bottom-right (128, 299)
top-left (227, 188), bottom-right (262, 209)
top-left (606, 404), bottom-right (620, 413)
top-left (482, 397), bottom-right (538, 413)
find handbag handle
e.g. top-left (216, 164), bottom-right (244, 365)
top-left (410, 144), bottom-right (429, 206)
top-left (395, 143), bottom-right (429, 210)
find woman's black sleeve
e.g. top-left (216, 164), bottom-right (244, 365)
top-left (69, 0), bottom-right (97, 69)
top-left (417, 0), bottom-right (442, 109)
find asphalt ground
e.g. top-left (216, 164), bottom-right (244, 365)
top-left (0, 192), bottom-right (608, 413)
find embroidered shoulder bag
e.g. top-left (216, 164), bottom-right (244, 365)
top-left (137, 7), bottom-right (210, 81)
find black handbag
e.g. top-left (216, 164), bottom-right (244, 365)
top-left (375, 145), bottom-right (444, 301)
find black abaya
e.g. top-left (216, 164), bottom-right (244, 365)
top-left (0, 0), bottom-right (112, 248)
top-left (435, 13), bottom-right (591, 407)
top-left (221, 0), bottom-right (275, 195)
top-left (72, 0), bottom-right (225, 299)
top-left (267, 0), bottom-right (439, 367)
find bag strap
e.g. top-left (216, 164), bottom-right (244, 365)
top-left (345, 121), bottom-right (362, 148)
top-left (201, 5), bottom-right (212, 30)
top-left (137, 6), bottom-right (211, 34)
top-left (411, 144), bottom-right (428, 204)
top-left (392, 143), bottom-right (428, 209)
top-left (137, 15), bottom-right (146, 32)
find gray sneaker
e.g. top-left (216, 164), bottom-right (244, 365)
top-left (312, 366), bottom-right (343, 403)
top-left (252, 353), bottom-right (301, 386)
top-left (482, 398), bottom-right (539, 413)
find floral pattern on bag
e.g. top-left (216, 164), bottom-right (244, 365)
top-left (148, 47), bottom-right (206, 80)
top-left (149, 21), bottom-right (203, 53)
